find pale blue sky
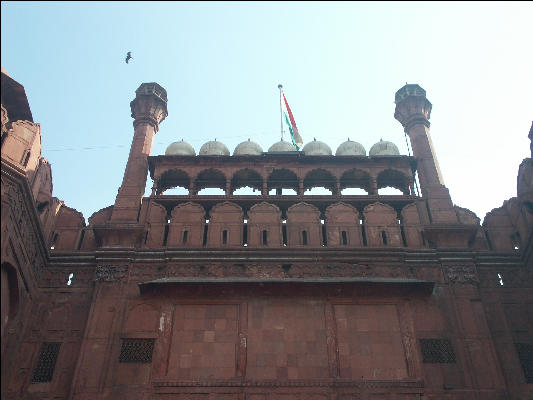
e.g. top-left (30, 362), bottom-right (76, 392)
top-left (2, 1), bottom-right (532, 222)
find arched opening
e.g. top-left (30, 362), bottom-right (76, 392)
top-left (269, 188), bottom-right (298, 195)
top-left (231, 168), bottom-right (263, 195)
top-left (303, 169), bottom-right (336, 195)
top-left (195, 168), bottom-right (226, 195)
top-left (377, 169), bottom-right (410, 195)
top-left (157, 169), bottom-right (191, 195)
top-left (340, 168), bottom-right (371, 194)
top-left (341, 187), bottom-right (368, 195)
top-left (267, 169), bottom-right (298, 195)
top-left (378, 186), bottom-right (405, 195)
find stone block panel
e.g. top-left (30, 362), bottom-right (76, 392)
top-left (167, 304), bottom-right (239, 379)
top-left (247, 300), bottom-right (329, 380)
top-left (334, 304), bottom-right (407, 380)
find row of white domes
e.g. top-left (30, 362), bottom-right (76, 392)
top-left (165, 138), bottom-right (400, 157)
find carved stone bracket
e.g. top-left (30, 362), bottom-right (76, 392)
top-left (94, 265), bottom-right (129, 282)
top-left (446, 265), bottom-right (479, 285)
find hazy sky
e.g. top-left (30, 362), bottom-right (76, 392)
top-left (2, 2), bottom-right (532, 222)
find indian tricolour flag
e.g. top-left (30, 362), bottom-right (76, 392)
top-left (281, 90), bottom-right (303, 150)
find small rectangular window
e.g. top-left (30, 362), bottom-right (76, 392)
top-left (341, 231), bottom-right (348, 245)
top-left (182, 230), bottom-right (188, 244)
top-left (302, 230), bottom-right (308, 245)
top-left (119, 338), bottom-right (155, 363)
top-left (262, 230), bottom-right (268, 245)
top-left (32, 342), bottom-right (61, 383)
top-left (222, 230), bottom-right (228, 245)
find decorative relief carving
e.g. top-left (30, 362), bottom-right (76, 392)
top-left (94, 265), bottom-right (129, 282)
top-left (446, 265), bottom-right (479, 285)
top-left (1, 179), bottom-right (46, 279)
top-left (131, 262), bottom-right (431, 284)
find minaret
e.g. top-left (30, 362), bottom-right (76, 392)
top-left (110, 83), bottom-right (168, 222)
top-left (394, 84), bottom-right (460, 228)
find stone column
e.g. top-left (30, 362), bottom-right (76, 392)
top-left (369, 177), bottom-right (378, 195)
top-left (111, 83), bottom-right (168, 222)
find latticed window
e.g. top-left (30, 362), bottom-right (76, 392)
top-left (119, 338), bottom-right (155, 363)
top-left (420, 338), bottom-right (456, 363)
top-left (515, 343), bottom-right (533, 383)
top-left (31, 342), bottom-right (61, 383)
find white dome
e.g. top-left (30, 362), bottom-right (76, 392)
top-left (302, 138), bottom-right (332, 156)
top-left (268, 139), bottom-right (298, 152)
top-left (335, 139), bottom-right (366, 156)
top-left (165, 140), bottom-right (196, 156)
top-left (369, 139), bottom-right (400, 156)
top-left (199, 140), bottom-right (230, 156)
top-left (233, 139), bottom-right (263, 155)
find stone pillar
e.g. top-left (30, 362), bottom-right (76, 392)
top-left (111, 83), bottom-right (168, 222)
top-left (298, 179), bottom-right (304, 196)
top-left (369, 177), bottom-right (378, 195)
top-left (225, 180), bottom-right (232, 196)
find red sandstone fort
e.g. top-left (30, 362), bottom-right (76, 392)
top-left (1, 68), bottom-right (532, 400)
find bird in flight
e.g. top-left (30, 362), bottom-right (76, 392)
top-left (125, 52), bottom-right (133, 64)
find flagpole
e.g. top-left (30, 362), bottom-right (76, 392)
top-left (278, 84), bottom-right (284, 141)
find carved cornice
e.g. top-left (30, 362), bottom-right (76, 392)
top-left (152, 378), bottom-right (424, 388)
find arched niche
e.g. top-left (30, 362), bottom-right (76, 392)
top-left (363, 202), bottom-right (402, 247)
top-left (303, 168), bottom-right (336, 195)
top-left (376, 169), bottom-right (410, 195)
top-left (157, 168), bottom-right (191, 195)
top-left (286, 202), bottom-right (322, 247)
top-left (167, 202), bottom-right (206, 247)
top-left (340, 168), bottom-right (371, 194)
top-left (267, 168), bottom-right (299, 194)
top-left (325, 202), bottom-right (363, 247)
top-left (401, 203), bottom-right (424, 248)
top-left (207, 202), bottom-right (243, 247)
top-left (231, 168), bottom-right (263, 194)
top-left (144, 202), bottom-right (167, 248)
top-left (247, 202), bottom-right (282, 247)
